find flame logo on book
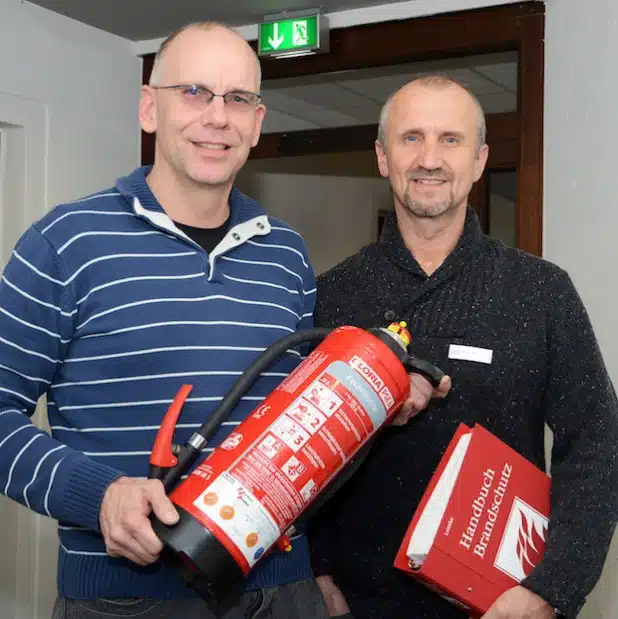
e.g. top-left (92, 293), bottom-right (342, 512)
top-left (494, 497), bottom-right (548, 582)
top-left (517, 512), bottom-right (547, 575)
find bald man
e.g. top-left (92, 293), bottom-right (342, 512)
top-left (311, 76), bottom-right (618, 619)
top-left (0, 21), bottom-right (332, 619)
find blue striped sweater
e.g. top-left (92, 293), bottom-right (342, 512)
top-left (0, 166), bottom-right (316, 599)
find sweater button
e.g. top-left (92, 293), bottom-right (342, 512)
top-left (384, 309), bottom-right (396, 322)
top-left (232, 232), bottom-right (241, 241)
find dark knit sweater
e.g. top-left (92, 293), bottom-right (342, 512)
top-left (309, 209), bottom-right (618, 619)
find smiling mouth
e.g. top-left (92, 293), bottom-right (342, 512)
top-left (193, 142), bottom-right (230, 151)
top-left (411, 178), bottom-right (447, 185)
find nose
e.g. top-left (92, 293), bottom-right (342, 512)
top-left (200, 96), bottom-right (228, 129)
top-left (416, 140), bottom-right (442, 170)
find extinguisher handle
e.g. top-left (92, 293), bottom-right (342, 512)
top-left (403, 355), bottom-right (445, 388)
top-left (149, 384), bottom-right (193, 483)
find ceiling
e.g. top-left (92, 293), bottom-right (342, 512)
top-left (28, 0), bottom-right (415, 41)
top-left (260, 51), bottom-right (518, 133)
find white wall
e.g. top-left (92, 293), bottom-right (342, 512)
top-left (544, 2), bottom-right (618, 618)
top-left (237, 153), bottom-right (392, 275)
top-left (0, 0), bottom-right (141, 208)
top-left (0, 1), bottom-right (141, 617)
top-left (489, 192), bottom-right (516, 247)
top-left (544, 0), bottom-right (618, 375)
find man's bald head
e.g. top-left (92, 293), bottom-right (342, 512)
top-left (149, 21), bottom-right (262, 90)
top-left (378, 75), bottom-right (486, 153)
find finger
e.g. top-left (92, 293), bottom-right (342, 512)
top-left (409, 373), bottom-right (434, 401)
top-left (390, 410), bottom-right (408, 426)
top-left (479, 604), bottom-right (498, 619)
top-left (394, 392), bottom-right (428, 425)
top-left (391, 398), bottom-right (421, 425)
top-left (146, 480), bottom-right (180, 525)
top-left (106, 529), bottom-right (159, 565)
top-left (402, 393), bottom-right (423, 416)
top-left (121, 506), bottom-right (165, 557)
top-left (129, 517), bottom-right (165, 558)
top-left (434, 375), bottom-right (451, 398)
top-left (109, 543), bottom-right (156, 566)
top-left (108, 502), bottom-right (165, 558)
top-left (107, 543), bottom-right (148, 566)
top-left (392, 370), bottom-right (445, 426)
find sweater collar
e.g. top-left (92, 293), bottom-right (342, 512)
top-left (115, 166), bottom-right (266, 227)
top-left (377, 206), bottom-right (483, 276)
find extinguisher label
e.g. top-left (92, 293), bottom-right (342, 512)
top-left (193, 471), bottom-right (280, 566)
top-left (187, 351), bottom-right (402, 572)
top-left (349, 356), bottom-right (396, 410)
top-left (327, 360), bottom-right (387, 428)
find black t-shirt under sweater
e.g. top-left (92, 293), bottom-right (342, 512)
top-left (174, 217), bottom-right (230, 253)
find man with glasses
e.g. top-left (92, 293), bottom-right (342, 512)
top-left (0, 21), bottom-right (335, 619)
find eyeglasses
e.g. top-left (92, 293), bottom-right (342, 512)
top-left (151, 84), bottom-right (262, 110)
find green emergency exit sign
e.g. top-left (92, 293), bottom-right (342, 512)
top-left (258, 12), bottom-right (327, 57)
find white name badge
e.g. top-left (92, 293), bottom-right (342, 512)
top-left (448, 344), bottom-right (493, 365)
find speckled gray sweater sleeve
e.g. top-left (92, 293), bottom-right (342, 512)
top-left (521, 271), bottom-right (618, 618)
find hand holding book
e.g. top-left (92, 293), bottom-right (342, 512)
top-left (480, 586), bottom-right (555, 619)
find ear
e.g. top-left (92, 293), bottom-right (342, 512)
top-left (473, 143), bottom-right (489, 182)
top-left (375, 139), bottom-right (390, 179)
top-left (251, 104), bottom-right (267, 147)
top-left (139, 85), bottom-right (157, 134)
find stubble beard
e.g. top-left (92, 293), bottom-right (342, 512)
top-left (401, 183), bottom-right (457, 219)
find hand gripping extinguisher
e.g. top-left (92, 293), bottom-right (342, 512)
top-left (148, 322), bottom-right (444, 607)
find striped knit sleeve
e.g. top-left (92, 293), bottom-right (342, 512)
top-left (0, 225), bottom-right (122, 530)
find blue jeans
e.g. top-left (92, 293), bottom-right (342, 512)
top-left (51, 579), bottom-right (330, 619)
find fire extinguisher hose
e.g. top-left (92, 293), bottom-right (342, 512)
top-left (158, 327), bottom-right (333, 492)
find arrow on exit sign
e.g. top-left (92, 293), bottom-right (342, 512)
top-left (268, 23), bottom-right (284, 49)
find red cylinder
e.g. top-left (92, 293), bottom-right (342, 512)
top-left (169, 325), bottom-right (410, 574)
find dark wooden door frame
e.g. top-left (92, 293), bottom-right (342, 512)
top-left (141, 2), bottom-right (544, 255)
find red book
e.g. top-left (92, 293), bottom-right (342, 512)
top-left (394, 423), bottom-right (551, 617)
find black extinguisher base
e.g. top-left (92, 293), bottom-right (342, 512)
top-left (152, 506), bottom-right (246, 608)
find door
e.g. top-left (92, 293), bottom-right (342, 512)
top-left (0, 93), bottom-right (50, 619)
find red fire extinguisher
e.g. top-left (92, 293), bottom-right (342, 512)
top-left (149, 322), bottom-right (444, 606)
